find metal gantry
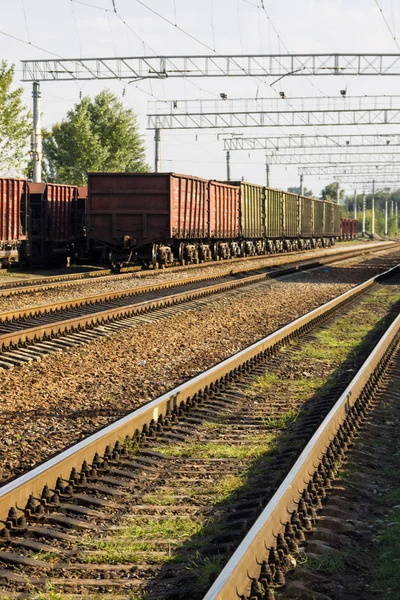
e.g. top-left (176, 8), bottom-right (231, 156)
top-left (299, 165), bottom-right (400, 176)
top-left (263, 153), bottom-right (400, 165)
top-left (23, 54), bottom-right (400, 182)
top-left (149, 96), bottom-right (400, 114)
top-left (21, 54), bottom-right (400, 81)
top-left (223, 134), bottom-right (400, 151)
top-left (148, 108), bottom-right (400, 129)
top-left (253, 146), bottom-right (400, 157)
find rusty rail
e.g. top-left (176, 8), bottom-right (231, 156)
top-left (0, 241), bottom-right (395, 298)
top-left (0, 263), bottom-right (397, 526)
top-left (202, 298), bottom-right (400, 599)
top-left (0, 243), bottom-right (395, 324)
top-left (0, 244), bottom-right (395, 353)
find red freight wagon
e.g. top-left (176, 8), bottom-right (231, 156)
top-left (209, 180), bottom-right (240, 259)
top-left (22, 182), bottom-right (76, 266)
top-left (88, 172), bottom-right (212, 268)
top-left (340, 217), bottom-right (358, 240)
top-left (0, 177), bottom-right (27, 266)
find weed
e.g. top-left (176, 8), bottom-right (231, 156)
top-left (262, 408), bottom-right (300, 429)
top-left (81, 516), bottom-right (204, 565)
top-left (206, 473), bottom-right (245, 501)
top-left (30, 551), bottom-right (58, 562)
top-left (297, 552), bottom-right (344, 572)
top-left (186, 554), bottom-right (228, 591)
top-left (158, 433), bottom-right (275, 459)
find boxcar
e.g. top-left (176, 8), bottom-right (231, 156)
top-left (229, 181), bottom-right (265, 255)
top-left (20, 182), bottom-right (76, 266)
top-left (208, 180), bottom-right (240, 258)
top-left (324, 201), bottom-right (334, 237)
top-left (313, 199), bottom-right (325, 237)
top-left (299, 195), bottom-right (313, 239)
top-left (264, 188), bottom-right (283, 243)
top-left (88, 172), bottom-right (221, 268)
top-left (282, 191), bottom-right (299, 242)
top-left (0, 177), bottom-right (27, 266)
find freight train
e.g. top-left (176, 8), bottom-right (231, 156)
top-left (87, 172), bottom-right (356, 271)
top-left (0, 174), bottom-right (357, 270)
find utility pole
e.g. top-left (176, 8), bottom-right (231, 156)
top-left (353, 189), bottom-right (357, 220)
top-left (385, 195), bottom-right (388, 236)
top-left (362, 191), bottom-right (366, 237)
top-left (154, 128), bottom-right (161, 172)
top-left (299, 174), bottom-right (304, 195)
top-left (266, 162), bottom-right (270, 187)
top-left (336, 181), bottom-right (340, 205)
top-left (391, 199), bottom-right (394, 216)
top-left (32, 82), bottom-right (42, 183)
top-left (396, 201), bottom-right (399, 237)
top-left (226, 151), bottom-right (231, 181)
top-left (371, 179), bottom-right (375, 237)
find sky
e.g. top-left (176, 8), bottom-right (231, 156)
top-left (2, 0), bottom-right (400, 196)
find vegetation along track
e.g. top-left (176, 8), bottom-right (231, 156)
top-left (0, 246), bottom-right (397, 370)
top-left (205, 283), bottom-right (400, 600)
top-left (0, 242), bottom-right (394, 299)
top-left (0, 264), bottom-right (398, 599)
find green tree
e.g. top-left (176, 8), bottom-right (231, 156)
top-left (43, 89), bottom-right (150, 185)
top-left (0, 60), bottom-right (30, 174)
top-left (287, 186), bottom-right (313, 196)
top-left (320, 182), bottom-right (344, 202)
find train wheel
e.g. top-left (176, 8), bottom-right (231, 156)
top-left (178, 243), bottom-right (185, 266)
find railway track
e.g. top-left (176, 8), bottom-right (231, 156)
top-left (0, 242), bottom-right (393, 298)
top-left (0, 263), bottom-right (398, 599)
top-left (204, 288), bottom-right (400, 600)
top-left (0, 246), bottom-right (397, 370)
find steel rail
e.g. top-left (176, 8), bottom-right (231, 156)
top-left (0, 244), bottom-right (394, 321)
top-left (0, 245), bottom-right (394, 353)
top-left (0, 263), bottom-right (397, 525)
top-left (0, 242), bottom-right (392, 298)
top-left (203, 304), bottom-right (400, 600)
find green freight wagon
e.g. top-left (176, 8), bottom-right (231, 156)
top-left (313, 198), bottom-right (325, 237)
top-left (324, 201), bottom-right (334, 236)
top-left (264, 187), bottom-right (283, 241)
top-left (299, 195), bottom-right (313, 238)
top-left (229, 181), bottom-right (266, 255)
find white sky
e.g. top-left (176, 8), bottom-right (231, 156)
top-left (2, 0), bottom-right (400, 195)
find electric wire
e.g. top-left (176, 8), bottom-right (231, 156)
top-left (374, 0), bottom-right (400, 51)
top-left (70, 0), bottom-right (83, 57)
top-left (70, 0), bottom-right (219, 99)
top-left (20, 0), bottom-right (30, 43)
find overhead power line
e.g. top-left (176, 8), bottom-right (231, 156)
top-left (0, 29), bottom-right (63, 58)
top-left (375, 0), bottom-right (400, 52)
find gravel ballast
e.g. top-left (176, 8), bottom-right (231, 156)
top-left (0, 250), bottom-right (399, 486)
top-left (0, 241), bottom-right (391, 312)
